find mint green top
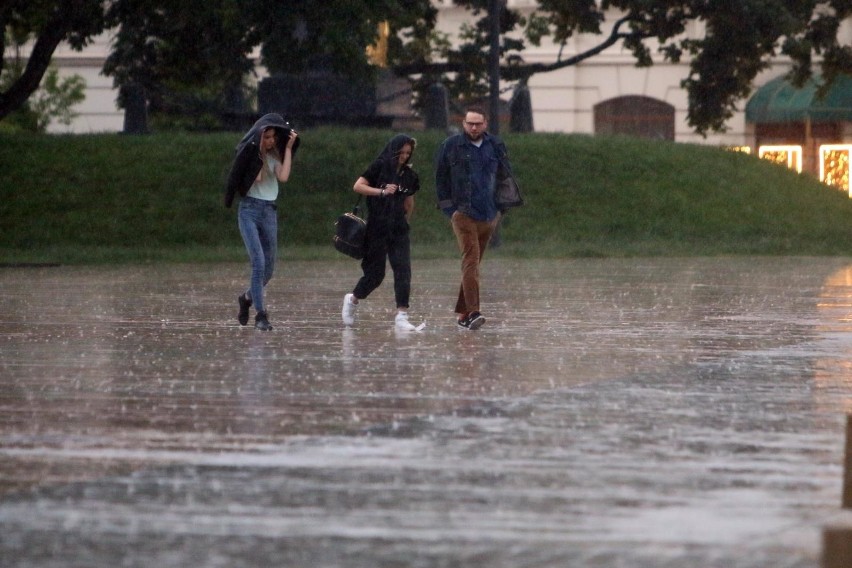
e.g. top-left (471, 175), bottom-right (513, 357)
top-left (247, 155), bottom-right (280, 201)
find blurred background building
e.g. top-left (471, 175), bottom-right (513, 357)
top-left (33, 0), bottom-right (852, 181)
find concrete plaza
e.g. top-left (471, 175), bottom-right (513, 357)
top-left (2, 257), bottom-right (852, 567)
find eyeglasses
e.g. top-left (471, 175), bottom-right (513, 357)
top-left (464, 121), bottom-right (485, 127)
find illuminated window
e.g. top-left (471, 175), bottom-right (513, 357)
top-left (366, 21), bottom-right (389, 67)
top-left (725, 146), bottom-right (752, 154)
top-left (819, 144), bottom-right (852, 197)
top-left (758, 145), bottom-right (803, 173)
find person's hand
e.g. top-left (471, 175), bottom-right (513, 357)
top-left (384, 183), bottom-right (398, 195)
top-left (286, 130), bottom-right (298, 149)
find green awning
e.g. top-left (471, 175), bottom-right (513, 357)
top-left (745, 73), bottom-right (852, 124)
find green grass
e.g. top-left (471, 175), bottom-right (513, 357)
top-left (2, 128), bottom-right (852, 264)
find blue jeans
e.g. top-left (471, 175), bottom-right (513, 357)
top-left (238, 197), bottom-right (277, 313)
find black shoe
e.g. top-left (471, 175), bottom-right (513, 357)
top-left (458, 311), bottom-right (485, 330)
top-left (254, 311), bottom-right (273, 331)
top-left (466, 312), bottom-right (485, 330)
top-left (238, 294), bottom-right (252, 325)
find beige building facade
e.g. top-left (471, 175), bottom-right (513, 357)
top-left (46, 34), bottom-right (123, 133)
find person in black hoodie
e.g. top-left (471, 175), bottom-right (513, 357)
top-left (225, 113), bottom-right (299, 331)
top-left (341, 134), bottom-right (424, 331)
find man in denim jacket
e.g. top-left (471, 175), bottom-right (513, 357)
top-left (435, 106), bottom-right (523, 330)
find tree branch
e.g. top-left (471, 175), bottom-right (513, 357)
top-left (393, 15), bottom-right (647, 83)
top-left (505, 15), bottom-right (646, 81)
top-left (0, 7), bottom-right (71, 121)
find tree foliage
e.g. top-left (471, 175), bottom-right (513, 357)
top-left (100, 1), bottom-right (259, 130)
top-left (0, 63), bottom-right (85, 132)
top-left (103, 0), bottom-right (436, 129)
top-left (393, 0), bottom-right (852, 134)
top-left (2, 24), bottom-right (86, 132)
top-left (247, 0), bottom-right (436, 77)
top-left (0, 0), bottom-right (104, 123)
top-left (2, 1), bottom-right (852, 134)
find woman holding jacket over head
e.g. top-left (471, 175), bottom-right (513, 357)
top-left (342, 134), bottom-right (424, 331)
top-left (225, 113), bottom-right (299, 331)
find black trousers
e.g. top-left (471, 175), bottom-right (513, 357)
top-left (353, 224), bottom-right (412, 308)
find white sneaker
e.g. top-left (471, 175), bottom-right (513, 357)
top-left (342, 293), bottom-right (357, 326)
top-left (395, 312), bottom-right (425, 331)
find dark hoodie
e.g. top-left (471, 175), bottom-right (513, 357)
top-left (360, 134), bottom-right (420, 232)
top-left (224, 113), bottom-right (301, 208)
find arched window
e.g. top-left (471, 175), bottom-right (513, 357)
top-left (594, 96), bottom-right (675, 140)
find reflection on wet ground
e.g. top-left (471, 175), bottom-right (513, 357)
top-left (2, 257), bottom-right (852, 566)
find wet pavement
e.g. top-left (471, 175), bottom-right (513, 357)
top-left (2, 257), bottom-right (852, 567)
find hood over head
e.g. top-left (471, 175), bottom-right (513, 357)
top-left (377, 133), bottom-right (416, 165)
top-left (374, 133), bottom-right (416, 183)
top-left (236, 112), bottom-right (301, 157)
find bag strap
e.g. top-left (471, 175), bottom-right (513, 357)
top-left (352, 194), bottom-right (363, 216)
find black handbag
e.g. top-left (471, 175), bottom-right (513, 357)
top-left (333, 197), bottom-right (367, 259)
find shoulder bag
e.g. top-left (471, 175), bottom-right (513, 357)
top-left (333, 196), bottom-right (367, 259)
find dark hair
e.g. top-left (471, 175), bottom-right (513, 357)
top-left (465, 105), bottom-right (487, 119)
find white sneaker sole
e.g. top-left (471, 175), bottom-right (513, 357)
top-left (396, 321), bottom-right (426, 332)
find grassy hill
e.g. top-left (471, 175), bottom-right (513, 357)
top-left (2, 128), bottom-right (852, 264)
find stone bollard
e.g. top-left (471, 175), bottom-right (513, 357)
top-left (823, 526), bottom-right (852, 568)
top-left (424, 83), bottom-right (449, 131)
top-left (509, 83), bottom-right (534, 133)
top-left (122, 83), bottom-right (148, 135)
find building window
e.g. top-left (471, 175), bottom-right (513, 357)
top-left (594, 96), bottom-right (675, 140)
top-left (758, 145), bottom-right (803, 173)
top-left (819, 144), bottom-right (852, 196)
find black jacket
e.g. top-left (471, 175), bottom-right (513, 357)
top-left (361, 133), bottom-right (420, 231)
top-left (224, 113), bottom-right (301, 208)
